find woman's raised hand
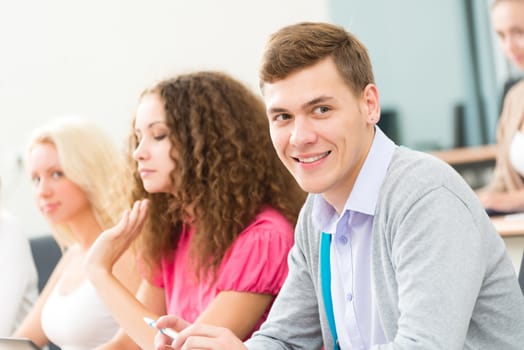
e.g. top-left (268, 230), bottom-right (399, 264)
top-left (86, 199), bottom-right (150, 274)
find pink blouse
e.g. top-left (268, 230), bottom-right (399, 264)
top-left (150, 207), bottom-right (294, 337)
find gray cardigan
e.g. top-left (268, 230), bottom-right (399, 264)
top-left (246, 147), bottom-right (524, 350)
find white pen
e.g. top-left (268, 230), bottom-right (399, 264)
top-left (143, 316), bottom-right (178, 340)
top-left (504, 212), bottom-right (524, 221)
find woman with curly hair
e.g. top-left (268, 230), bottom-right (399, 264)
top-left (86, 71), bottom-right (305, 350)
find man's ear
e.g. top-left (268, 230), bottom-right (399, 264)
top-left (362, 84), bottom-right (380, 125)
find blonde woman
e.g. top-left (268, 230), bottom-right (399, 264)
top-left (13, 117), bottom-right (141, 350)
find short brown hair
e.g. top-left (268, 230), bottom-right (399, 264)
top-left (259, 22), bottom-right (374, 96)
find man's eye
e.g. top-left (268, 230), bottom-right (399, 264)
top-left (314, 106), bottom-right (330, 114)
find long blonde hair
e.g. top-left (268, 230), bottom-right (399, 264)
top-left (27, 117), bottom-right (132, 248)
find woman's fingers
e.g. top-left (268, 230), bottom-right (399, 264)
top-left (86, 199), bottom-right (149, 271)
top-left (110, 199), bottom-right (149, 241)
top-left (126, 199), bottom-right (150, 237)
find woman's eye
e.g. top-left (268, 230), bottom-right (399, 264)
top-left (31, 176), bottom-right (40, 185)
top-left (275, 114), bottom-right (291, 122)
top-left (51, 171), bottom-right (64, 179)
top-left (154, 134), bottom-right (167, 141)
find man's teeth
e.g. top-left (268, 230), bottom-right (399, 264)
top-left (299, 152), bottom-right (329, 163)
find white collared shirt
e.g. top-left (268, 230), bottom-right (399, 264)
top-left (313, 127), bottom-right (396, 349)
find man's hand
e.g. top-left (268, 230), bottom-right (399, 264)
top-left (154, 315), bottom-right (248, 350)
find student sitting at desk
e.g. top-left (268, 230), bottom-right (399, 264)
top-left (477, 0), bottom-right (524, 214)
top-left (14, 117), bottom-right (141, 350)
top-left (154, 21), bottom-right (524, 350)
top-left (85, 71), bottom-right (305, 350)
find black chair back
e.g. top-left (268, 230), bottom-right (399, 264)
top-left (29, 235), bottom-right (62, 350)
top-left (29, 235), bottom-right (62, 293)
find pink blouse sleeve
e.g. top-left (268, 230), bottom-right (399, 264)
top-left (216, 213), bottom-right (295, 295)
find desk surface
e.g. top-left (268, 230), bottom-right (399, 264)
top-left (491, 215), bottom-right (524, 237)
top-left (430, 144), bottom-right (497, 166)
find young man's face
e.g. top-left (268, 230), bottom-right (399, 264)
top-left (263, 57), bottom-right (379, 212)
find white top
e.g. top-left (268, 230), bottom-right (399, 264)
top-left (41, 278), bottom-right (120, 350)
top-left (0, 211), bottom-right (38, 336)
top-left (509, 131), bottom-right (524, 177)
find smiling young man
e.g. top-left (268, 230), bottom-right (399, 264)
top-left (154, 22), bottom-right (524, 350)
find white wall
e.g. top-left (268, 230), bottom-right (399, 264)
top-left (0, 0), bottom-right (328, 236)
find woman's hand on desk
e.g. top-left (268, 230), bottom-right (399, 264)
top-left (478, 190), bottom-right (524, 213)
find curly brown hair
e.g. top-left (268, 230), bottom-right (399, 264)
top-left (259, 22), bottom-right (374, 97)
top-left (128, 71), bottom-right (305, 279)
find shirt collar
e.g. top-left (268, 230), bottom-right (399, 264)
top-left (312, 126), bottom-right (397, 229)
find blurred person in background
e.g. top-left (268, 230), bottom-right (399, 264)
top-left (13, 117), bottom-right (141, 350)
top-left (478, 0), bottom-right (524, 214)
top-left (0, 176), bottom-right (38, 335)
